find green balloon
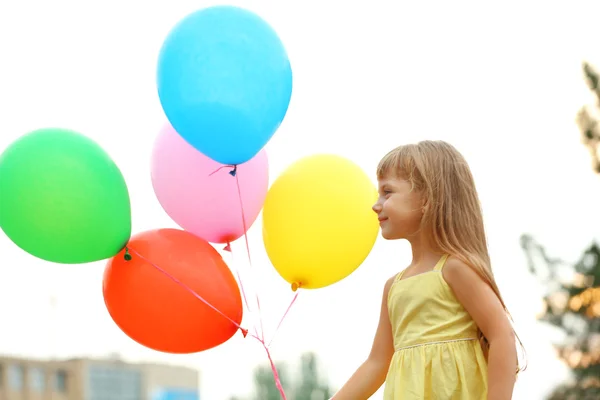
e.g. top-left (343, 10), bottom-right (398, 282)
top-left (0, 128), bottom-right (132, 264)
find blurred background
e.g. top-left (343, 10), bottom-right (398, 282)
top-left (1, 1), bottom-right (599, 399)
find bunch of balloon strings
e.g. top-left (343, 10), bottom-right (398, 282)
top-left (126, 164), bottom-right (298, 400)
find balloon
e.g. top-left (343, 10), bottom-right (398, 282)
top-left (0, 128), bottom-right (131, 264)
top-left (103, 228), bottom-right (244, 354)
top-left (151, 124), bottom-right (269, 244)
top-left (263, 155), bottom-right (379, 290)
top-left (157, 5), bottom-right (293, 165)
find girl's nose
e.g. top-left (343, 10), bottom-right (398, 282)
top-left (372, 203), bottom-right (382, 213)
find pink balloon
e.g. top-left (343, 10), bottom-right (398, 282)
top-left (151, 124), bottom-right (269, 244)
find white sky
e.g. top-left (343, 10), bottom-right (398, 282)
top-left (1, 1), bottom-right (600, 399)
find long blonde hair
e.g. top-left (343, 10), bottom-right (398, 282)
top-left (377, 140), bottom-right (526, 373)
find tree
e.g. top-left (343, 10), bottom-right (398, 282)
top-left (577, 62), bottom-right (600, 173)
top-left (252, 362), bottom-right (292, 400)
top-left (521, 236), bottom-right (600, 398)
top-left (251, 352), bottom-right (334, 400)
top-left (520, 62), bottom-right (600, 399)
top-left (292, 352), bottom-right (333, 400)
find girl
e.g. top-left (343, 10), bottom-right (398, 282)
top-left (332, 141), bottom-right (524, 400)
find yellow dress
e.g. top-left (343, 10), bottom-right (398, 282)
top-left (383, 254), bottom-right (488, 399)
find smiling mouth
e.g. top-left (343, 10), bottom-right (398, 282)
top-left (378, 218), bottom-right (388, 223)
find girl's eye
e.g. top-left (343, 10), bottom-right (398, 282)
top-left (383, 190), bottom-right (392, 195)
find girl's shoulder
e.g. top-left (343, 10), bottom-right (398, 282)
top-left (387, 270), bottom-right (404, 286)
top-left (384, 271), bottom-right (403, 302)
top-left (440, 256), bottom-right (473, 285)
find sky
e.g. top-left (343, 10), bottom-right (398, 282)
top-left (1, 0), bottom-right (600, 399)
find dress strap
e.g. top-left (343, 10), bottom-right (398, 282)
top-left (433, 254), bottom-right (450, 271)
top-left (394, 268), bottom-right (407, 282)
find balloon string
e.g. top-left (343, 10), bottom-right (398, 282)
top-left (268, 291), bottom-right (300, 348)
top-left (263, 342), bottom-right (287, 400)
top-left (233, 171), bottom-right (266, 342)
top-left (208, 164), bottom-right (287, 398)
top-left (227, 242), bottom-right (261, 339)
top-left (208, 164), bottom-right (236, 176)
top-left (125, 247), bottom-right (250, 339)
top-left (232, 172), bottom-right (287, 399)
top-left (208, 164), bottom-right (261, 339)
top-left (125, 246), bottom-right (287, 399)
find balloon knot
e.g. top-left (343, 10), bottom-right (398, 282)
top-left (124, 247), bottom-right (132, 261)
top-left (223, 243), bottom-right (232, 252)
top-left (228, 165), bottom-right (238, 177)
top-left (240, 327), bottom-right (249, 338)
top-left (291, 282), bottom-right (301, 292)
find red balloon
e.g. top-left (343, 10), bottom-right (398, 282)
top-left (103, 228), bottom-right (243, 353)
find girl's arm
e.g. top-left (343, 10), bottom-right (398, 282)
top-left (331, 276), bottom-right (396, 399)
top-left (443, 258), bottom-right (517, 400)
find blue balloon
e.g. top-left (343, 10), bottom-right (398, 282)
top-left (157, 6), bottom-right (293, 165)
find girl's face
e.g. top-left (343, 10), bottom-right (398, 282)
top-left (372, 176), bottom-right (425, 240)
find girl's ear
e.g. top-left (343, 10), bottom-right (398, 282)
top-left (421, 197), bottom-right (429, 214)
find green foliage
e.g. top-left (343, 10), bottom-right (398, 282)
top-left (253, 362), bottom-right (292, 400)
top-left (293, 353), bottom-right (333, 400)
top-left (520, 61), bottom-right (600, 399)
top-left (577, 62), bottom-right (600, 173)
top-left (251, 352), bottom-right (334, 400)
top-left (521, 236), bottom-right (600, 394)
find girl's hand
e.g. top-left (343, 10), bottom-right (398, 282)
top-left (330, 276), bottom-right (396, 399)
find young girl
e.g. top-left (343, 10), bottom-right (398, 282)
top-left (332, 141), bottom-right (524, 399)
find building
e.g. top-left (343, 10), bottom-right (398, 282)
top-left (0, 355), bottom-right (200, 400)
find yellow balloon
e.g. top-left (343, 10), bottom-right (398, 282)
top-left (263, 154), bottom-right (379, 290)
